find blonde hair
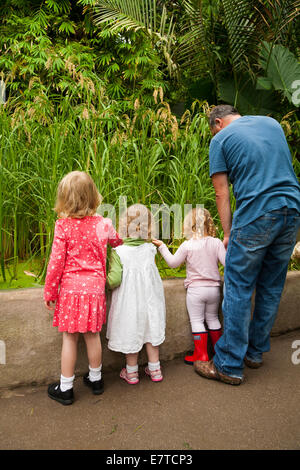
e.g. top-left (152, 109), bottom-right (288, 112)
top-left (54, 171), bottom-right (102, 218)
top-left (183, 207), bottom-right (216, 240)
top-left (118, 204), bottom-right (157, 240)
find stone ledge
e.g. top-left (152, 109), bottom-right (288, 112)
top-left (0, 272), bottom-right (299, 389)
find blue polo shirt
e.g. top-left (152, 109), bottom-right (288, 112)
top-left (209, 115), bottom-right (300, 229)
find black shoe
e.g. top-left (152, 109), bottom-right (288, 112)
top-left (48, 382), bottom-right (74, 406)
top-left (83, 373), bottom-right (104, 395)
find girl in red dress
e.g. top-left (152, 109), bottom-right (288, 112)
top-left (44, 171), bottom-right (122, 405)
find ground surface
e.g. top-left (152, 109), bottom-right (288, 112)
top-left (0, 331), bottom-right (299, 450)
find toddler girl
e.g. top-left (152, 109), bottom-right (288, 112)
top-left (44, 171), bottom-right (122, 405)
top-left (152, 207), bottom-right (225, 365)
top-left (106, 204), bottom-right (166, 384)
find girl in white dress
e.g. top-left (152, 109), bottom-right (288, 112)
top-left (106, 204), bottom-right (166, 384)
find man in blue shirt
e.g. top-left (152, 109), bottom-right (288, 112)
top-left (194, 105), bottom-right (300, 385)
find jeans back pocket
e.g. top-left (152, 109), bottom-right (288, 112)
top-left (236, 214), bottom-right (277, 249)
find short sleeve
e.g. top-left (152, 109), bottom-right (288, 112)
top-left (209, 139), bottom-right (228, 177)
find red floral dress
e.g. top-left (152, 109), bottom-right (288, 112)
top-left (44, 215), bottom-right (123, 333)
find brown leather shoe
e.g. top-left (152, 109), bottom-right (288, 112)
top-left (217, 369), bottom-right (243, 385)
top-left (244, 357), bottom-right (263, 369)
top-left (194, 359), bottom-right (219, 381)
top-left (194, 359), bottom-right (243, 386)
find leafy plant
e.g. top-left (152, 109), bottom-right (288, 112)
top-left (175, 1), bottom-right (300, 112)
top-left (0, 0), bottom-right (299, 286)
top-left (0, 97), bottom-right (220, 284)
top-left (92, 0), bottom-right (177, 74)
top-left (257, 41), bottom-right (300, 104)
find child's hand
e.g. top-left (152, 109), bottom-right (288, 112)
top-left (44, 300), bottom-right (56, 311)
top-left (152, 239), bottom-right (163, 247)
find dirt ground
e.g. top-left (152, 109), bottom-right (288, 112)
top-left (1, 331), bottom-right (300, 451)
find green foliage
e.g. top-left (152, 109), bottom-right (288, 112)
top-left (0, 0), bottom-right (299, 285)
top-left (1, 1), bottom-right (299, 111)
top-left (218, 74), bottom-right (281, 115)
top-left (0, 0), bottom-right (172, 108)
top-left (0, 98), bottom-right (218, 283)
top-left (94, 28), bottom-right (167, 102)
top-left (176, 0), bottom-right (300, 117)
top-left (0, 1), bottom-right (104, 119)
top-left (258, 41), bottom-right (300, 104)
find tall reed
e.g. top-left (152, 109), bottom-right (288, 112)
top-left (0, 98), bottom-right (237, 282)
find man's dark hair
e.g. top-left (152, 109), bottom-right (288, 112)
top-left (209, 105), bottom-right (240, 128)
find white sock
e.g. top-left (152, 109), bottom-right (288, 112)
top-left (60, 374), bottom-right (75, 392)
top-left (89, 364), bottom-right (102, 382)
top-left (148, 361), bottom-right (160, 371)
top-left (126, 364), bottom-right (138, 374)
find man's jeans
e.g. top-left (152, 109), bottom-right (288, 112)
top-left (214, 207), bottom-right (300, 378)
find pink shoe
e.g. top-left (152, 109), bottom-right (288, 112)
top-left (120, 368), bottom-right (139, 385)
top-left (145, 366), bottom-right (163, 382)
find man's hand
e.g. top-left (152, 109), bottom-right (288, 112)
top-left (44, 300), bottom-right (56, 311)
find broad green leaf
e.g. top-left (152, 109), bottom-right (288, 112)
top-left (259, 41), bottom-right (300, 103)
top-left (219, 74), bottom-right (280, 115)
top-left (256, 76), bottom-right (273, 91)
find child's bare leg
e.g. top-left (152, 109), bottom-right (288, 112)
top-left (145, 343), bottom-right (159, 363)
top-left (61, 332), bottom-right (79, 377)
top-left (83, 332), bottom-right (102, 382)
top-left (83, 332), bottom-right (102, 368)
top-left (120, 352), bottom-right (139, 384)
top-left (126, 352), bottom-right (139, 367)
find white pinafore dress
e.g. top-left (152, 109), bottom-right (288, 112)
top-left (106, 243), bottom-right (166, 354)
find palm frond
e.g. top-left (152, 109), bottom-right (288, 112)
top-left (259, 0), bottom-right (300, 35)
top-left (222, 0), bottom-right (261, 73)
top-left (93, 0), bottom-right (172, 38)
top-left (221, 0), bottom-right (300, 73)
top-left (92, 0), bottom-right (177, 75)
top-left (176, 0), bottom-right (216, 82)
top-left (254, 1), bottom-right (300, 72)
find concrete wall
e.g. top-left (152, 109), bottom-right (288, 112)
top-left (0, 273), bottom-right (300, 389)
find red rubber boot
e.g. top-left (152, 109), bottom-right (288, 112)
top-left (184, 332), bottom-right (209, 365)
top-left (209, 328), bottom-right (222, 355)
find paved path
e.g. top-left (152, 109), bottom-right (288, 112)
top-left (1, 331), bottom-right (299, 450)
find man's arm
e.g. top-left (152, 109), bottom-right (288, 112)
top-left (211, 172), bottom-right (232, 249)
